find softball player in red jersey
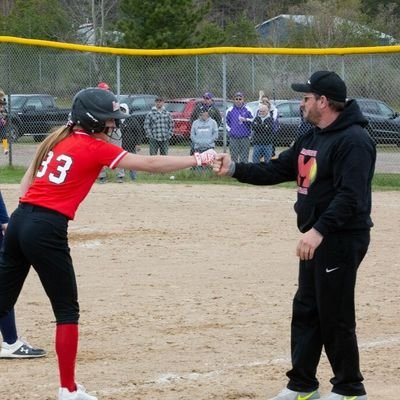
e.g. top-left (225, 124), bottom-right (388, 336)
top-left (0, 87), bottom-right (216, 400)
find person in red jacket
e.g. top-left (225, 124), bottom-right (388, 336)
top-left (0, 87), bottom-right (216, 400)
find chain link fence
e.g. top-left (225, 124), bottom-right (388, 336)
top-left (1, 38), bottom-right (399, 177)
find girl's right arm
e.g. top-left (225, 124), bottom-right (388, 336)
top-left (117, 150), bottom-right (216, 173)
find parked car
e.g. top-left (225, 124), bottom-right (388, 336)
top-left (353, 98), bottom-right (400, 146)
top-left (117, 94), bottom-right (158, 144)
top-left (7, 94), bottom-right (71, 142)
top-left (164, 97), bottom-right (233, 143)
top-left (244, 97), bottom-right (400, 147)
top-left (246, 99), bottom-right (302, 146)
top-left (118, 94), bottom-right (157, 114)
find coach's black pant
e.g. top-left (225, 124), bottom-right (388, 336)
top-left (286, 230), bottom-right (369, 396)
top-left (0, 203), bottom-right (79, 324)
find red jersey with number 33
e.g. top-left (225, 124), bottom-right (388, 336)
top-left (20, 131), bottom-right (128, 219)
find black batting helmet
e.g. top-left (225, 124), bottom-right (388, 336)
top-left (70, 87), bottom-right (128, 133)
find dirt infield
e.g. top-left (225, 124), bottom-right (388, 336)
top-left (0, 183), bottom-right (399, 400)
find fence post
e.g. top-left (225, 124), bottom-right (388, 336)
top-left (222, 54), bottom-right (228, 152)
top-left (5, 45), bottom-right (12, 167)
top-left (116, 56), bottom-right (121, 97)
top-left (195, 56), bottom-right (199, 92)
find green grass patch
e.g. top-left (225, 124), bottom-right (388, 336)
top-left (372, 173), bottom-right (400, 190)
top-left (103, 168), bottom-right (239, 185)
top-left (1, 165), bottom-right (399, 190)
top-left (0, 166), bottom-right (26, 183)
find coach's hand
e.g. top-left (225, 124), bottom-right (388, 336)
top-left (296, 228), bottom-right (323, 260)
top-left (213, 153), bottom-right (231, 175)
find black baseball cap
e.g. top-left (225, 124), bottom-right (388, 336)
top-left (291, 71), bottom-right (347, 102)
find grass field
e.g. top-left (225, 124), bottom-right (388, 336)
top-left (1, 164), bottom-right (399, 190)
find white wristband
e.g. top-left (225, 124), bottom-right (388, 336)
top-left (193, 152), bottom-right (202, 166)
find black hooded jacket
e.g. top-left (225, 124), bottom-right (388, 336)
top-left (233, 100), bottom-right (376, 235)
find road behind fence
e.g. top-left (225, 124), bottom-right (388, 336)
top-left (0, 37), bottom-right (399, 179)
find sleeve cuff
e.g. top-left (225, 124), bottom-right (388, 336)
top-left (228, 161), bottom-right (236, 177)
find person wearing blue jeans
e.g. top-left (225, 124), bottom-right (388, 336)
top-left (251, 103), bottom-right (278, 163)
top-left (226, 92), bottom-right (253, 163)
top-left (0, 190), bottom-right (46, 358)
top-left (144, 97), bottom-right (173, 156)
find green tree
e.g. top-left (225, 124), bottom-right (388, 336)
top-left (223, 13), bottom-right (260, 46)
top-left (361, 0), bottom-right (400, 17)
top-left (118, 0), bottom-right (210, 48)
top-left (192, 22), bottom-right (228, 47)
top-left (0, 0), bottom-right (70, 40)
top-left (193, 15), bottom-right (260, 47)
top-left (366, 2), bottom-right (400, 42)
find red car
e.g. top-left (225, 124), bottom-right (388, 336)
top-left (164, 97), bottom-right (233, 143)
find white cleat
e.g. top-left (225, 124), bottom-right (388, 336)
top-left (58, 384), bottom-right (98, 400)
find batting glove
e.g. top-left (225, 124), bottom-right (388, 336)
top-left (193, 149), bottom-right (217, 166)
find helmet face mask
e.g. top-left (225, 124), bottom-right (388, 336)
top-left (71, 88), bottom-right (128, 134)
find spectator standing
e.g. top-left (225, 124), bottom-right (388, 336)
top-left (214, 71), bottom-right (375, 400)
top-left (251, 103), bottom-right (277, 163)
top-left (258, 92), bottom-right (280, 157)
top-left (0, 190), bottom-right (46, 359)
top-left (1, 89), bottom-right (9, 154)
top-left (190, 106), bottom-right (218, 160)
top-left (144, 97), bottom-right (173, 155)
top-left (190, 107), bottom-right (218, 172)
top-left (226, 92), bottom-right (253, 163)
top-left (120, 103), bottom-right (142, 181)
top-left (190, 92), bottom-right (222, 127)
top-left (259, 90), bottom-right (278, 119)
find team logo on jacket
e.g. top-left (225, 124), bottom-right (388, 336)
top-left (297, 148), bottom-right (317, 195)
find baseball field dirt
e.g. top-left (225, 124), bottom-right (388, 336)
top-left (0, 183), bottom-right (399, 400)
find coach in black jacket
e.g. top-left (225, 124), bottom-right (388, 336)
top-left (214, 71), bottom-right (375, 400)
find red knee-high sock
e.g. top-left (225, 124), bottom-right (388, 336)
top-left (56, 323), bottom-right (78, 392)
